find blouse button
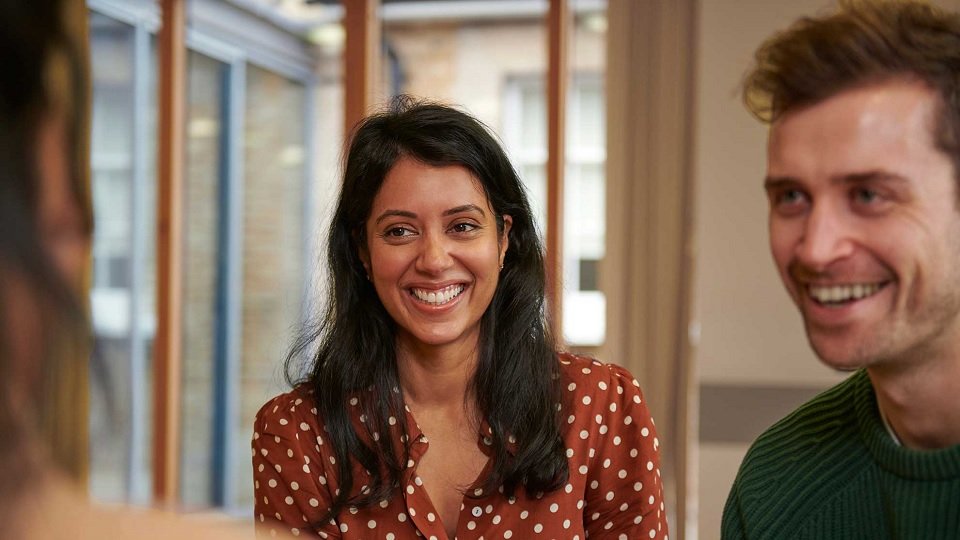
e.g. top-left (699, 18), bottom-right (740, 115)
top-left (471, 506), bottom-right (483, 517)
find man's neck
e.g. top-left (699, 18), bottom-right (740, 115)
top-left (868, 356), bottom-right (960, 450)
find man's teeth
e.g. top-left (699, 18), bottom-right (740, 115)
top-left (411, 284), bottom-right (464, 305)
top-left (808, 283), bottom-right (882, 304)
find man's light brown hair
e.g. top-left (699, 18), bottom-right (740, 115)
top-left (744, 0), bottom-right (960, 175)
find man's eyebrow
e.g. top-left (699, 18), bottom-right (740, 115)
top-left (443, 204), bottom-right (486, 217)
top-left (763, 171), bottom-right (909, 190)
top-left (837, 171), bottom-right (908, 185)
top-left (374, 210), bottom-right (417, 224)
top-left (763, 176), bottom-right (798, 191)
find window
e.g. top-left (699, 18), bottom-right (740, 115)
top-left (504, 74), bottom-right (606, 346)
top-left (180, 49), bottom-right (228, 508)
top-left (88, 6), bottom-right (157, 504)
top-left (234, 64), bottom-right (310, 511)
top-left (562, 75), bottom-right (606, 345)
top-left (87, 0), bottom-right (326, 513)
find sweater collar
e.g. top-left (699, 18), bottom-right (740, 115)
top-left (855, 370), bottom-right (960, 480)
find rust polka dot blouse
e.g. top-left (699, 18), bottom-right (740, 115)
top-left (251, 353), bottom-right (668, 539)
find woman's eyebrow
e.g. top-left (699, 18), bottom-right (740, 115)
top-left (374, 204), bottom-right (485, 224)
top-left (443, 204), bottom-right (485, 217)
top-left (374, 209), bottom-right (417, 224)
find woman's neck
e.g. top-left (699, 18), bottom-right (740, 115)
top-left (395, 338), bottom-right (478, 409)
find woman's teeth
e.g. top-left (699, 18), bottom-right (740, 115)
top-left (411, 284), bottom-right (465, 305)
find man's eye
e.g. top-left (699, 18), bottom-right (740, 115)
top-left (853, 187), bottom-right (879, 204)
top-left (770, 188), bottom-right (808, 210)
top-left (767, 187), bottom-right (809, 216)
top-left (779, 189), bottom-right (805, 205)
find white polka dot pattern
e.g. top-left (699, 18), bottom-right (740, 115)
top-left (251, 353), bottom-right (668, 539)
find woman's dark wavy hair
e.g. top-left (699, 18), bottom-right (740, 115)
top-left (286, 96), bottom-right (569, 521)
top-left (743, 0), bottom-right (960, 179)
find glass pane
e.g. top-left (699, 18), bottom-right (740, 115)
top-left (380, 2), bottom-right (547, 144)
top-left (512, 78), bottom-right (548, 234)
top-left (179, 51), bottom-right (228, 508)
top-left (521, 163), bottom-right (547, 235)
top-left (235, 65), bottom-right (308, 510)
top-left (569, 77), bottom-right (604, 151)
top-left (564, 162), bottom-right (604, 258)
top-left (88, 9), bottom-right (157, 504)
top-left (519, 83), bottom-right (548, 151)
top-left (563, 0), bottom-right (607, 347)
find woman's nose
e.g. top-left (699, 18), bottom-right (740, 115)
top-left (415, 233), bottom-right (454, 274)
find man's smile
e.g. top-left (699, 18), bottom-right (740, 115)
top-left (806, 281), bottom-right (890, 306)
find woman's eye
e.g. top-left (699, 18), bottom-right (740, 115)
top-left (384, 226), bottom-right (413, 237)
top-left (450, 222), bottom-right (478, 234)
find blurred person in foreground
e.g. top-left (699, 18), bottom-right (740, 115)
top-left (0, 0), bottom-right (96, 534)
top-left (723, 1), bottom-right (960, 538)
top-left (0, 0), bottom-right (280, 537)
top-left (252, 97), bottom-right (668, 539)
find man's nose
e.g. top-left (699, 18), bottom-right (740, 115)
top-left (795, 203), bottom-right (854, 271)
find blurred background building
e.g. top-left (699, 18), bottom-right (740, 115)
top-left (81, 0), bottom-right (960, 538)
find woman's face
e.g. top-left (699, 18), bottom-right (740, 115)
top-left (3, 110), bottom-right (86, 409)
top-left (36, 110), bottom-right (88, 290)
top-left (361, 156), bottom-right (512, 357)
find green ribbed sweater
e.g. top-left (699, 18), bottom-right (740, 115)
top-left (722, 370), bottom-right (960, 539)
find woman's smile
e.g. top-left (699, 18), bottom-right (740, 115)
top-left (409, 283), bottom-right (467, 306)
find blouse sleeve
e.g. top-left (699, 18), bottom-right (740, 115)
top-left (583, 364), bottom-right (668, 539)
top-left (252, 392), bottom-right (341, 539)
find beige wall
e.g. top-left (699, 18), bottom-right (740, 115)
top-left (694, 0), bottom-right (839, 390)
top-left (693, 3), bottom-right (839, 532)
top-left (692, 1), bottom-right (960, 538)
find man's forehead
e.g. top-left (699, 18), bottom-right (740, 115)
top-left (766, 80), bottom-right (941, 175)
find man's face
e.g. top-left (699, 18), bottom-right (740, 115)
top-left (766, 79), bottom-right (960, 371)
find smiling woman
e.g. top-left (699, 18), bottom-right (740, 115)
top-left (252, 96), bottom-right (668, 539)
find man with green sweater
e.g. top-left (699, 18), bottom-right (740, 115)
top-left (722, 2), bottom-right (960, 538)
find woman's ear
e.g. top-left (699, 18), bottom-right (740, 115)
top-left (358, 248), bottom-right (371, 279)
top-left (499, 214), bottom-right (513, 267)
top-left (354, 228), bottom-right (371, 279)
